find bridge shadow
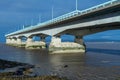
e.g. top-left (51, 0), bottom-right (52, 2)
top-left (86, 48), bottom-right (120, 55)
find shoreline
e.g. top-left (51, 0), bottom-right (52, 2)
top-left (0, 59), bottom-right (30, 70)
top-left (0, 59), bottom-right (120, 80)
top-left (0, 59), bottom-right (69, 80)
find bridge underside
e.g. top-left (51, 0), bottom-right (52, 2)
top-left (62, 22), bottom-right (120, 36)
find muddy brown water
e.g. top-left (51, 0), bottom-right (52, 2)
top-left (0, 42), bottom-right (120, 80)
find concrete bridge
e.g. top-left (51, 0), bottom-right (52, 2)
top-left (5, 0), bottom-right (120, 53)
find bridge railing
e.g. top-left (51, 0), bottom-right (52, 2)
top-left (5, 0), bottom-right (120, 36)
top-left (80, 0), bottom-right (120, 14)
top-left (32, 0), bottom-right (120, 29)
top-left (52, 10), bottom-right (81, 22)
top-left (32, 0), bottom-right (120, 28)
top-left (36, 10), bottom-right (81, 26)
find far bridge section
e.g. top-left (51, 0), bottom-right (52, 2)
top-left (5, 0), bottom-right (120, 54)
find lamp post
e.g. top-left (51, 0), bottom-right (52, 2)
top-left (76, 0), bottom-right (78, 10)
top-left (23, 25), bottom-right (24, 29)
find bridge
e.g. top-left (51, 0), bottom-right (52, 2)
top-left (5, 0), bottom-right (120, 53)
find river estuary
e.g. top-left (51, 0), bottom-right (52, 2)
top-left (0, 42), bottom-right (120, 80)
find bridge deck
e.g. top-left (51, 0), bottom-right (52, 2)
top-left (5, 0), bottom-right (120, 37)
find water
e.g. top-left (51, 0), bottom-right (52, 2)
top-left (0, 42), bottom-right (120, 80)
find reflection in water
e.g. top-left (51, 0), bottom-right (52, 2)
top-left (0, 42), bottom-right (120, 80)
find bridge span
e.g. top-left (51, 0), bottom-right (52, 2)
top-left (5, 0), bottom-right (120, 53)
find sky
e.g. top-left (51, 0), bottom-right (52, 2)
top-left (0, 0), bottom-right (120, 42)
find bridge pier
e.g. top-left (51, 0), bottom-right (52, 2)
top-left (6, 37), bottom-right (16, 46)
top-left (6, 38), bottom-right (11, 44)
top-left (75, 36), bottom-right (86, 51)
top-left (8, 38), bottom-right (17, 46)
top-left (16, 38), bottom-right (26, 47)
top-left (25, 36), bottom-right (46, 50)
top-left (49, 36), bottom-right (85, 54)
top-left (75, 36), bottom-right (84, 45)
top-left (6, 37), bottom-right (24, 47)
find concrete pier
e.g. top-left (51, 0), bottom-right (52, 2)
top-left (49, 37), bottom-right (85, 54)
top-left (6, 36), bottom-right (85, 53)
top-left (75, 36), bottom-right (86, 50)
top-left (16, 38), bottom-right (26, 47)
top-left (6, 37), bottom-right (25, 47)
top-left (6, 38), bottom-right (11, 44)
top-left (7, 38), bottom-right (17, 46)
top-left (25, 41), bottom-right (46, 49)
top-left (25, 37), bottom-right (46, 50)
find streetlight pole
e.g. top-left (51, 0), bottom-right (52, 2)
top-left (76, 0), bottom-right (78, 11)
top-left (23, 25), bottom-right (24, 29)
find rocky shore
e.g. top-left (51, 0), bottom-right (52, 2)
top-left (0, 59), bottom-right (68, 80)
top-left (0, 73), bottom-right (68, 80)
top-left (0, 59), bottom-right (29, 70)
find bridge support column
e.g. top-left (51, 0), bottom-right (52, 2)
top-left (6, 38), bottom-right (11, 44)
top-left (16, 38), bottom-right (26, 47)
top-left (75, 36), bottom-right (84, 45)
top-left (25, 36), bottom-right (46, 50)
top-left (49, 36), bottom-right (61, 53)
top-left (75, 36), bottom-right (86, 52)
top-left (9, 38), bottom-right (17, 46)
top-left (25, 37), bottom-right (33, 49)
top-left (49, 36), bottom-right (61, 46)
top-left (49, 36), bottom-right (85, 54)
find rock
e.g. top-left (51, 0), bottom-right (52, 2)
top-left (64, 65), bottom-right (68, 68)
top-left (14, 65), bottom-right (34, 76)
top-left (15, 68), bottom-right (24, 75)
top-left (25, 65), bottom-right (35, 68)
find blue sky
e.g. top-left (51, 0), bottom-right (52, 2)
top-left (0, 0), bottom-right (120, 42)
